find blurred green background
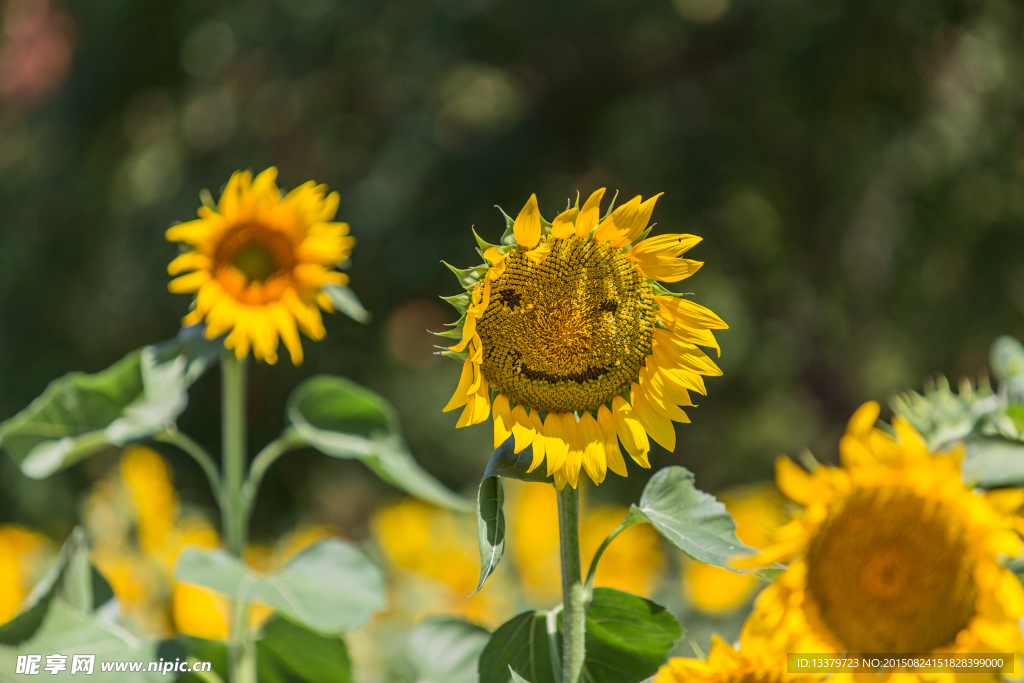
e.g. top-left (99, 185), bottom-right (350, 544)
top-left (2, 0), bottom-right (1024, 544)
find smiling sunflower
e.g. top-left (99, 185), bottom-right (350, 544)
top-left (440, 190), bottom-right (726, 489)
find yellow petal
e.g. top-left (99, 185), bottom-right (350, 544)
top-left (627, 233), bottom-right (702, 260)
top-left (269, 303), bottom-right (304, 365)
top-left (575, 188), bottom-right (606, 237)
top-left (513, 193), bottom-right (541, 249)
top-left (443, 359), bottom-right (475, 413)
top-left (578, 411), bottom-right (607, 485)
top-left (525, 241), bottom-right (551, 266)
top-left (168, 271), bottom-right (211, 293)
top-left (613, 396), bottom-right (650, 468)
top-left (560, 413), bottom-right (583, 488)
top-left (551, 207), bottom-right (577, 239)
top-left (492, 394), bottom-right (513, 448)
top-left (633, 256), bottom-right (703, 282)
top-left (775, 455), bottom-right (817, 505)
top-left (597, 405), bottom-right (628, 477)
top-left (167, 252), bottom-right (211, 275)
top-left (846, 401), bottom-right (880, 437)
top-left (631, 384), bottom-right (676, 451)
top-left (527, 408), bottom-right (547, 473)
top-left (654, 296), bottom-right (728, 330)
top-left (593, 195), bottom-right (640, 244)
top-left (511, 404), bottom-right (536, 454)
top-left (544, 413), bottom-right (569, 475)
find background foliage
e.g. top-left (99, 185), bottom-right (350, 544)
top-left (2, 0), bottom-right (1024, 669)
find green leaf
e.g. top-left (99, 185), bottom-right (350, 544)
top-left (182, 618), bottom-right (352, 683)
top-left (0, 598), bottom-right (162, 682)
top-left (174, 538), bottom-right (385, 635)
top-left (889, 375), bottom-right (997, 452)
top-left (286, 375), bottom-right (472, 512)
top-left (256, 616), bottom-right (353, 683)
top-left (474, 476), bottom-right (506, 594)
top-left (962, 438), bottom-right (1024, 487)
top-left (479, 612), bottom-right (557, 683)
top-left (509, 668), bottom-right (531, 683)
top-left (407, 617), bottom-right (490, 683)
top-left (322, 284), bottom-right (371, 324)
top-left (0, 327), bottom-right (220, 478)
top-left (482, 438), bottom-right (554, 484)
top-left (991, 336), bottom-right (1024, 382)
top-left (582, 588), bottom-right (682, 683)
top-left (626, 466), bottom-right (758, 571)
top-left (0, 527), bottom-right (115, 646)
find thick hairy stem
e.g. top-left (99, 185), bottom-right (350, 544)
top-left (557, 485), bottom-right (586, 683)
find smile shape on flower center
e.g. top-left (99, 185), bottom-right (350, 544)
top-left (476, 235), bottom-right (656, 414)
top-left (805, 486), bottom-right (976, 654)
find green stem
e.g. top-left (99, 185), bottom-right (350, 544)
top-left (154, 429), bottom-right (222, 505)
top-left (240, 427), bottom-right (305, 522)
top-left (221, 350), bottom-right (254, 683)
top-left (557, 484), bottom-right (586, 683)
top-left (583, 521), bottom-right (631, 600)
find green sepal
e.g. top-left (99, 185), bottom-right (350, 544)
top-left (433, 330), bottom-right (464, 340)
top-left (651, 282), bottom-right (692, 298)
top-left (443, 261), bottom-right (485, 289)
top-left (602, 190), bottom-right (620, 219)
top-left (473, 227), bottom-right (501, 255)
top-left (440, 349), bottom-right (470, 362)
top-left (440, 292), bottom-right (471, 312)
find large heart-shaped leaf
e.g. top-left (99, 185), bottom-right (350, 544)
top-left (174, 538), bottom-right (385, 636)
top-left (625, 466), bottom-right (757, 571)
top-left (582, 588), bottom-right (682, 683)
top-left (474, 476), bottom-right (506, 594)
top-left (407, 617), bottom-right (490, 683)
top-left (286, 375), bottom-right (472, 512)
top-left (479, 611), bottom-right (557, 683)
top-left (0, 327), bottom-right (220, 479)
top-left (0, 599), bottom-right (163, 682)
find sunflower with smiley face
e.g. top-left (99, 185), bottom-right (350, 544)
top-left (440, 191), bottom-right (727, 490)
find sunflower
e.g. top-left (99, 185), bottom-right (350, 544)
top-left (740, 401), bottom-right (1024, 682)
top-left (166, 167), bottom-right (355, 364)
top-left (655, 619), bottom-right (822, 683)
top-left (440, 191), bottom-right (726, 489)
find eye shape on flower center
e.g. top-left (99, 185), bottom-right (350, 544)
top-left (213, 223), bottom-right (296, 283)
top-left (475, 235), bottom-right (656, 414)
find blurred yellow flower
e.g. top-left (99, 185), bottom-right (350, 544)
top-left (0, 525), bottom-right (54, 625)
top-left (655, 619), bottom-right (821, 683)
top-left (742, 402), bottom-right (1024, 682)
top-left (86, 445), bottom-right (337, 640)
top-left (683, 483), bottom-right (787, 615)
top-left (372, 498), bottom-right (509, 627)
top-left (166, 167), bottom-right (355, 365)
top-left (508, 481), bottom-right (664, 606)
